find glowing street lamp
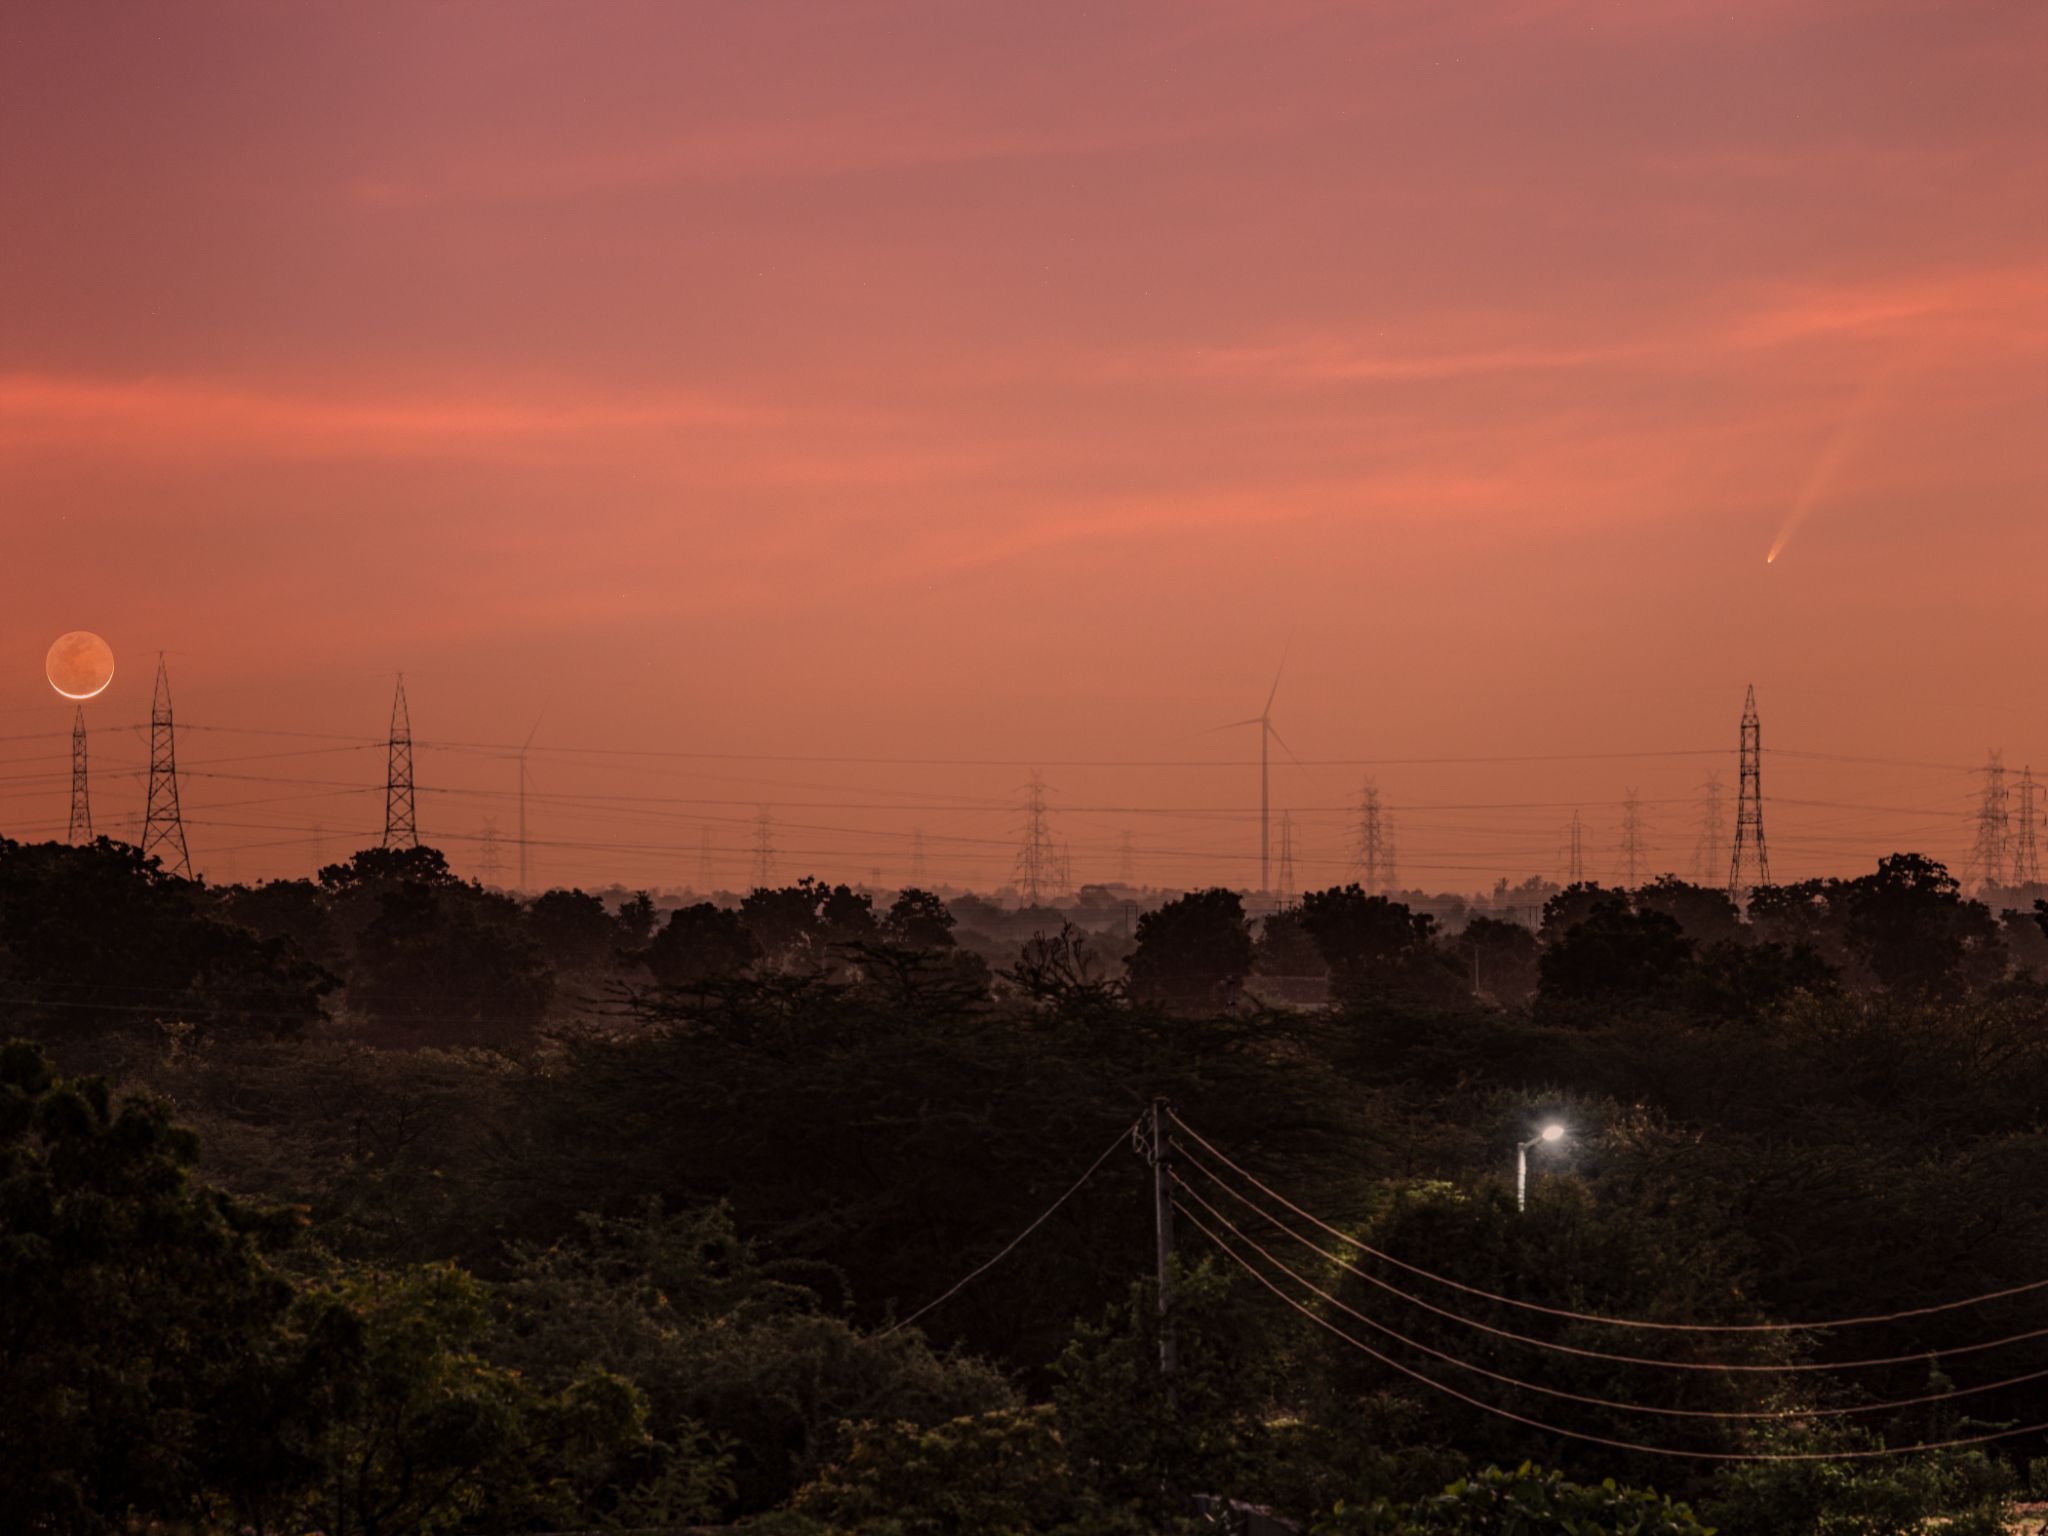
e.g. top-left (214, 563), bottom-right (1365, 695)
top-left (1516, 1123), bottom-right (1566, 1212)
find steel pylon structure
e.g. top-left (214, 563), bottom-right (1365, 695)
top-left (1565, 809), bottom-right (1585, 886)
top-left (381, 674), bottom-right (419, 849)
top-left (1970, 750), bottom-right (2011, 892)
top-left (1728, 684), bottom-right (1769, 901)
top-left (1277, 811), bottom-right (1297, 903)
top-left (141, 654), bottom-right (193, 878)
top-left (67, 705), bottom-right (92, 842)
top-left (1354, 779), bottom-right (1392, 894)
top-left (752, 807), bottom-right (777, 888)
top-left (1618, 788), bottom-right (1647, 888)
top-left (1014, 771), bottom-right (1058, 905)
top-left (2015, 767), bottom-right (2042, 889)
top-left (1691, 770), bottom-right (1725, 880)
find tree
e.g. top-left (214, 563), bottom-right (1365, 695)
top-left (1254, 908), bottom-right (1327, 978)
top-left (0, 837), bottom-right (332, 1047)
top-left (0, 1041), bottom-right (312, 1533)
top-left (1126, 888), bottom-right (1254, 1013)
top-left (1298, 885), bottom-right (1438, 998)
top-left (1537, 895), bottom-right (1693, 1005)
top-left (1841, 853), bottom-right (2005, 996)
top-left (741, 879), bottom-right (877, 973)
top-left (615, 890), bottom-right (658, 947)
top-left (526, 887), bottom-right (620, 973)
top-left (348, 883), bottom-right (553, 1047)
top-left (646, 903), bottom-right (758, 987)
top-left (294, 1261), bottom-right (657, 1535)
top-left (1633, 875), bottom-right (1744, 949)
top-left (1451, 916), bottom-right (1539, 1005)
top-left (883, 887), bottom-right (958, 949)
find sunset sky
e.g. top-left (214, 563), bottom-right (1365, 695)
top-left (4, 1), bottom-right (2045, 893)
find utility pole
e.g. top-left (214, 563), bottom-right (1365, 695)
top-left (141, 654), bottom-right (192, 879)
top-left (67, 705), bottom-right (92, 842)
top-left (1729, 684), bottom-right (1769, 901)
top-left (381, 674), bottom-right (419, 849)
top-left (2014, 767), bottom-right (2042, 889)
top-left (1149, 1097), bottom-right (1177, 1394)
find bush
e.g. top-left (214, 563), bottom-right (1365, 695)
top-left (1315, 1462), bottom-right (1715, 1535)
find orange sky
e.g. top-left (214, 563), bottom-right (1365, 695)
top-left (4, 1), bottom-right (2045, 894)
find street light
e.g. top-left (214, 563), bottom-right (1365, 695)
top-left (1516, 1122), bottom-right (1566, 1212)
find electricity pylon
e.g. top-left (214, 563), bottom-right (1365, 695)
top-left (752, 808), bottom-right (777, 888)
top-left (1354, 779), bottom-right (1391, 894)
top-left (1971, 750), bottom-right (2011, 893)
top-left (67, 705), bottom-right (92, 842)
top-left (1728, 685), bottom-right (1769, 901)
top-left (1691, 771), bottom-right (1725, 880)
top-left (140, 654), bottom-right (193, 879)
top-left (1014, 771), bottom-right (1058, 905)
top-left (382, 674), bottom-right (419, 849)
top-left (1618, 789), bottom-right (1647, 888)
top-left (1565, 810), bottom-right (1585, 886)
top-left (2014, 767), bottom-right (2042, 888)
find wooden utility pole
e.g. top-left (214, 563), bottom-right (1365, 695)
top-left (1151, 1096), bottom-right (1178, 1392)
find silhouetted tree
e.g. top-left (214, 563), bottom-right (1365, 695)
top-left (1252, 907), bottom-right (1326, 977)
top-left (0, 838), bottom-right (331, 1046)
top-left (614, 890), bottom-right (657, 947)
top-left (882, 888), bottom-right (957, 949)
top-left (1538, 894), bottom-right (1693, 1004)
top-left (1841, 853), bottom-right (2005, 997)
top-left (1126, 888), bottom-right (1253, 1012)
top-left (1634, 875), bottom-right (1744, 949)
top-left (1454, 915), bottom-right (1541, 1004)
top-left (527, 888), bottom-right (620, 972)
top-left (1298, 884), bottom-right (1437, 997)
top-left (646, 903), bottom-right (758, 987)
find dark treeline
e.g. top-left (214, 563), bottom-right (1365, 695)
top-left (7, 835), bottom-right (2048, 1533)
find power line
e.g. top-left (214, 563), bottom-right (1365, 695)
top-left (1173, 1175), bottom-right (2048, 1421)
top-left (1175, 1199), bottom-right (2048, 1462)
top-left (884, 1116), bottom-right (1141, 1338)
top-left (1169, 1111), bottom-right (2048, 1340)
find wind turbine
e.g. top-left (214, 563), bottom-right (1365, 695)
top-left (1206, 653), bottom-right (1307, 895)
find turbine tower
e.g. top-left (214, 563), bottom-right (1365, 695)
top-left (1207, 655), bottom-right (1305, 894)
top-left (67, 705), bottom-right (92, 842)
top-left (381, 674), bottom-right (419, 849)
top-left (1728, 684), bottom-right (1769, 900)
top-left (141, 654), bottom-right (192, 879)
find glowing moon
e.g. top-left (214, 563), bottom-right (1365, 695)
top-left (46, 631), bottom-right (115, 700)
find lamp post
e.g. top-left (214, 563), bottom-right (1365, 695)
top-left (1516, 1122), bottom-right (1566, 1212)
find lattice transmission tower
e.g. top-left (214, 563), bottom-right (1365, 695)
top-left (479, 817), bottom-right (503, 886)
top-left (1691, 771), bottom-right (1725, 880)
top-left (699, 826), bottom-right (715, 892)
top-left (1014, 771), bottom-right (1059, 905)
top-left (910, 827), bottom-right (928, 885)
top-left (382, 674), bottom-right (419, 849)
top-left (1354, 780), bottom-right (1394, 894)
top-left (1970, 750), bottom-right (2011, 893)
top-left (67, 705), bottom-right (92, 842)
top-left (1728, 684), bottom-right (1769, 900)
top-left (1564, 809), bottom-right (1585, 886)
top-left (1277, 811), bottom-right (1296, 903)
top-left (2014, 767), bottom-right (2042, 889)
top-left (752, 808), bottom-right (777, 889)
top-left (140, 654), bottom-right (193, 879)
top-left (1118, 828), bottom-right (1136, 886)
top-left (1618, 788), bottom-right (1648, 888)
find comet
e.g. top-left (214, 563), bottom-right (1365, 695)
top-left (1765, 366), bottom-right (1895, 565)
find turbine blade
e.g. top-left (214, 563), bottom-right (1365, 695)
top-left (1266, 719), bottom-right (1315, 780)
top-left (1263, 639), bottom-right (1292, 717)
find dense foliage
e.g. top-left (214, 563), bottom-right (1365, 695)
top-left (5, 833), bottom-right (2048, 1531)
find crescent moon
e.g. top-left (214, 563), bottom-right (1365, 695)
top-left (46, 631), bottom-right (116, 701)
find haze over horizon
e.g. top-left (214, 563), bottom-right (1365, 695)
top-left (5, 1), bottom-right (2045, 891)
